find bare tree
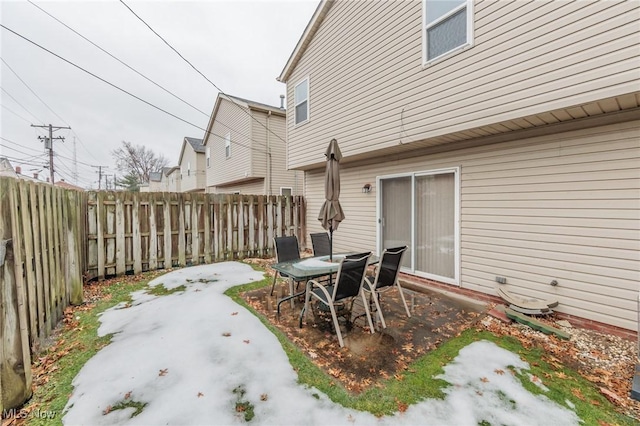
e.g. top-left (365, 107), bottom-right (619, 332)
top-left (112, 141), bottom-right (169, 183)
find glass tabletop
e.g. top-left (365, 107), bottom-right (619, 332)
top-left (271, 253), bottom-right (378, 282)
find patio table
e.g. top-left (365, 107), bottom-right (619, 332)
top-left (271, 253), bottom-right (379, 325)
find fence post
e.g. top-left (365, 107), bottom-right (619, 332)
top-left (0, 178), bottom-right (33, 411)
top-left (66, 189), bottom-right (83, 305)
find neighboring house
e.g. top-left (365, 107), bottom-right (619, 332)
top-left (0, 158), bottom-right (43, 183)
top-left (203, 93), bottom-right (303, 195)
top-left (55, 179), bottom-right (84, 191)
top-left (145, 171), bottom-right (164, 192)
top-left (278, 1), bottom-right (640, 333)
top-left (165, 166), bottom-right (181, 193)
top-left (178, 137), bottom-right (206, 193)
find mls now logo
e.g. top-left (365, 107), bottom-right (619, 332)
top-left (2, 408), bottom-right (57, 420)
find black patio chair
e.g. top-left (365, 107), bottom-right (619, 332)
top-left (363, 246), bottom-right (410, 329)
top-left (303, 252), bottom-right (374, 347)
top-left (310, 232), bottom-right (331, 256)
top-left (270, 235), bottom-right (302, 296)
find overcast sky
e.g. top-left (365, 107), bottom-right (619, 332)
top-left (0, 0), bottom-right (318, 189)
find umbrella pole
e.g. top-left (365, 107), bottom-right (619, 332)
top-left (329, 223), bottom-right (333, 262)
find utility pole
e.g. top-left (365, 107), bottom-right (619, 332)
top-left (92, 165), bottom-right (108, 190)
top-left (31, 124), bottom-right (71, 184)
top-left (72, 136), bottom-right (78, 185)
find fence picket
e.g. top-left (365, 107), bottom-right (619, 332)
top-left (1, 180), bottom-right (306, 411)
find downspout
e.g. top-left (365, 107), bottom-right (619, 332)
top-left (267, 111), bottom-right (272, 195)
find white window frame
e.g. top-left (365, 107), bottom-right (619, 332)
top-left (206, 147), bottom-right (210, 168)
top-left (294, 76), bottom-right (309, 126)
top-left (280, 187), bottom-right (293, 196)
top-left (376, 167), bottom-right (460, 286)
top-left (225, 133), bottom-right (231, 158)
top-left (187, 161), bottom-right (191, 177)
top-left (422, 0), bottom-right (474, 65)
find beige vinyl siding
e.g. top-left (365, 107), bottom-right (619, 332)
top-left (250, 112), bottom-right (268, 179)
top-left (269, 113), bottom-right (304, 195)
top-left (179, 147), bottom-right (205, 192)
top-left (303, 120), bottom-right (640, 331)
top-left (212, 180), bottom-right (265, 195)
top-left (285, 0), bottom-right (639, 169)
top-left (207, 99), bottom-right (253, 187)
top-left (250, 109), bottom-right (304, 195)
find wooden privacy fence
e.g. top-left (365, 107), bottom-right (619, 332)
top-left (86, 192), bottom-right (306, 279)
top-left (0, 177), bottom-right (85, 412)
top-left (1, 181), bottom-right (306, 411)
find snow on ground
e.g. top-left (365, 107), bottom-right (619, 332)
top-left (63, 262), bottom-right (582, 425)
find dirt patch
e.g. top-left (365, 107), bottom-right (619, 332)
top-left (241, 277), bottom-right (486, 393)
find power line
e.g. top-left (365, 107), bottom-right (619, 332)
top-left (1, 24), bottom-right (207, 130)
top-left (0, 138), bottom-right (45, 157)
top-left (1, 56), bottom-right (102, 164)
top-left (118, 0), bottom-right (286, 148)
top-left (28, 0), bottom-right (210, 119)
top-left (1, 57), bottom-right (66, 123)
top-left (0, 23), bottom-right (270, 157)
top-left (1, 104), bottom-right (33, 123)
top-left (0, 86), bottom-right (44, 123)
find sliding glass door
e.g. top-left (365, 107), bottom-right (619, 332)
top-left (378, 168), bottom-right (459, 284)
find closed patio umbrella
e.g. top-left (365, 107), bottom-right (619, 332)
top-left (317, 138), bottom-right (345, 261)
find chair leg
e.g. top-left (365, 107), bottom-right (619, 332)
top-left (327, 302), bottom-right (345, 347)
top-left (370, 291), bottom-right (387, 329)
top-left (270, 272), bottom-right (279, 296)
top-left (360, 291), bottom-right (376, 333)
top-left (396, 283), bottom-right (411, 318)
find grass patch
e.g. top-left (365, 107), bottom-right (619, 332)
top-left (106, 399), bottom-right (147, 418)
top-left (232, 385), bottom-right (255, 422)
top-left (228, 266), bottom-right (636, 425)
top-left (24, 271), bottom-right (166, 426)
top-left (146, 283), bottom-right (186, 296)
top-left (20, 262), bottom-right (636, 426)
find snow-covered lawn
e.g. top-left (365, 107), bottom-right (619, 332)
top-left (63, 262), bottom-right (581, 425)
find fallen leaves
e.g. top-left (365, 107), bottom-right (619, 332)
top-left (494, 369), bottom-right (505, 375)
top-left (571, 388), bottom-right (586, 401)
top-left (158, 368), bottom-right (168, 377)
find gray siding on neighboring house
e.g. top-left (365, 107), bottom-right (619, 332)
top-left (303, 120), bottom-right (640, 331)
top-left (284, 0), bottom-right (639, 169)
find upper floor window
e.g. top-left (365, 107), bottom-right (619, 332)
top-left (294, 78), bottom-right (309, 125)
top-left (206, 147), bottom-right (210, 168)
top-left (423, 0), bottom-right (473, 63)
top-left (225, 133), bottom-right (231, 158)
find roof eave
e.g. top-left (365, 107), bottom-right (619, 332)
top-left (277, 0), bottom-right (333, 83)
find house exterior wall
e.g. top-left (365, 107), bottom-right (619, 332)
top-left (208, 180), bottom-right (266, 195)
top-left (205, 97), bottom-right (303, 195)
top-left (147, 180), bottom-right (164, 192)
top-left (206, 98), bottom-right (254, 188)
top-left (303, 119), bottom-right (640, 331)
top-left (166, 171), bottom-right (181, 193)
top-left (250, 110), bottom-right (304, 195)
top-left (284, 0), bottom-right (639, 169)
top-left (180, 146), bottom-right (206, 193)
